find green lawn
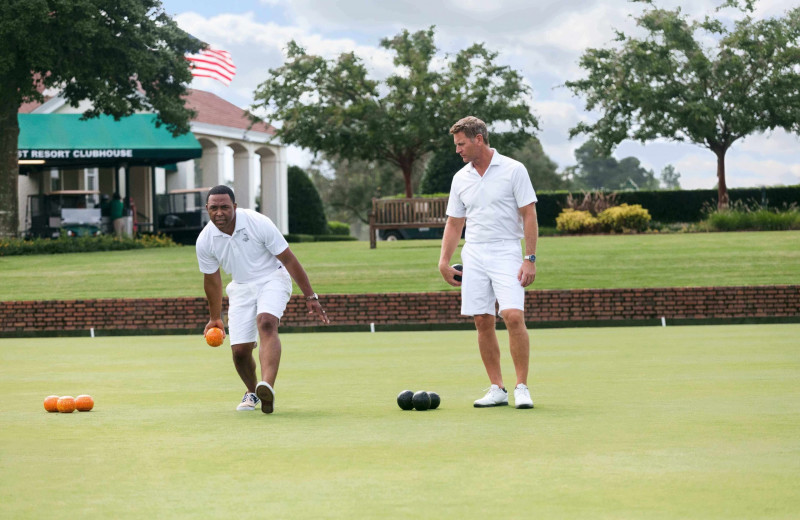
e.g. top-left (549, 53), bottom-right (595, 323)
top-left (1, 230), bottom-right (799, 301)
top-left (1, 324), bottom-right (798, 519)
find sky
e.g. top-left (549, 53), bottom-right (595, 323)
top-left (161, 0), bottom-right (800, 190)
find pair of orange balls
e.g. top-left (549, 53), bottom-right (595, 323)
top-left (44, 395), bottom-right (94, 413)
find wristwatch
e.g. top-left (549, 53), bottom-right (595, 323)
top-left (305, 293), bottom-right (319, 301)
top-left (524, 254), bottom-right (536, 262)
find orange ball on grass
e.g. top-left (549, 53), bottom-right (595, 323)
top-left (75, 395), bottom-right (94, 412)
top-left (44, 395), bottom-right (60, 413)
top-left (57, 396), bottom-right (76, 413)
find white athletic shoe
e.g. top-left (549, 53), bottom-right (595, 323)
top-left (236, 392), bottom-right (259, 411)
top-left (255, 381), bottom-right (275, 414)
top-left (473, 384), bottom-right (508, 408)
top-left (514, 384), bottom-right (534, 409)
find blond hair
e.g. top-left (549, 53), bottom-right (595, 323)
top-left (449, 116), bottom-right (489, 144)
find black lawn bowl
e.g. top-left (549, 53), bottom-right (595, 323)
top-left (412, 391), bottom-right (431, 411)
top-left (428, 392), bottom-right (440, 410)
top-left (397, 390), bottom-right (415, 410)
top-left (452, 264), bottom-right (463, 282)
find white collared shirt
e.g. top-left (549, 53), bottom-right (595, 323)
top-left (446, 149), bottom-right (537, 242)
top-left (196, 208), bottom-right (289, 283)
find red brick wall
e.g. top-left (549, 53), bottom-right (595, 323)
top-left (2, 285), bottom-right (798, 335)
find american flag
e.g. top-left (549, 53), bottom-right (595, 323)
top-left (186, 47), bottom-right (236, 86)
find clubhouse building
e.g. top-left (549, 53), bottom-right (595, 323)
top-left (17, 89), bottom-right (288, 237)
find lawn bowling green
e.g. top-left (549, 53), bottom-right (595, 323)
top-left (2, 325), bottom-right (798, 519)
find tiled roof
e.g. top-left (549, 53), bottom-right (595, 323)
top-left (185, 89), bottom-right (275, 135)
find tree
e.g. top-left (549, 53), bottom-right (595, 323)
top-left (569, 140), bottom-right (660, 190)
top-left (420, 137), bottom-right (567, 194)
top-left (565, 1), bottom-right (800, 208)
top-left (0, 0), bottom-right (202, 237)
top-left (252, 27), bottom-right (538, 199)
top-left (308, 156), bottom-right (409, 225)
top-left (660, 164), bottom-right (682, 189)
top-left (287, 165), bottom-right (328, 235)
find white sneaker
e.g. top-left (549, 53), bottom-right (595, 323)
top-left (473, 384), bottom-right (508, 408)
top-left (255, 381), bottom-right (275, 414)
top-left (236, 392), bottom-right (259, 411)
top-left (514, 384), bottom-right (534, 409)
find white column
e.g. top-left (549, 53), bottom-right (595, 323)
top-left (260, 146), bottom-right (288, 233)
top-left (233, 146), bottom-right (256, 210)
top-left (201, 139), bottom-right (226, 188)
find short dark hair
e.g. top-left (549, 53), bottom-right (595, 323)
top-left (207, 185), bottom-right (235, 204)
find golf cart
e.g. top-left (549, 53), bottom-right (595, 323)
top-left (156, 188), bottom-right (210, 244)
top-left (26, 190), bottom-right (103, 239)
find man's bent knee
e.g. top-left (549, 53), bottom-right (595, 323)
top-left (257, 313), bottom-right (280, 335)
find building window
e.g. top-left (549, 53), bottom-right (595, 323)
top-left (50, 169), bottom-right (61, 192)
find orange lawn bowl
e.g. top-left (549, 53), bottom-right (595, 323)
top-left (205, 327), bottom-right (225, 347)
top-left (57, 396), bottom-right (76, 413)
top-left (75, 395), bottom-right (94, 412)
top-left (44, 395), bottom-right (60, 413)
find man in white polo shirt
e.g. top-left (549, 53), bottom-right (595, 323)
top-left (438, 116), bottom-right (538, 410)
top-left (196, 185), bottom-right (329, 414)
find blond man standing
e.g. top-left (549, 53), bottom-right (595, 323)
top-left (438, 116), bottom-right (538, 409)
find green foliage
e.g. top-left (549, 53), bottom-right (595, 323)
top-left (567, 140), bottom-right (659, 191)
top-left (0, 0), bottom-right (203, 237)
top-left (565, 2), bottom-right (800, 209)
top-left (284, 233), bottom-right (316, 243)
top-left (308, 156), bottom-right (409, 225)
top-left (702, 201), bottom-right (800, 231)
top-left (660, 165), bottom-right (682, 190)
top-left (598, 204), bottom-right (652, 233)
top-left (556, 209), bottom-right (600, 234)
top-left (252, 27), bottom-right (538, 198)
top-left (328, 221), bottom-right (351, 236)
top-left (420, 148), bottom-right (464, 194)
top-left (284, 233), bottom-right (357, 243)
top-left (288, 165), bottom-right (329, 235)
top-left (535, 185), bottom-right (800, 228)
top-left (0, 233), bottom-right (178, 256)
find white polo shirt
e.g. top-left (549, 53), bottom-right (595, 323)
top-left (446, 149), bottom-right (537, 242)
top-left (196, 208), bottom-right (289, 283)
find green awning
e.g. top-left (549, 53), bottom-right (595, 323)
top-left (17, 114), bottom-right (202, 167)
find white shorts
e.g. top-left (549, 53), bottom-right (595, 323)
top-left (225, 267), bottom-right (293, 345)
top-left (460, 240), bottom-right (525, 317)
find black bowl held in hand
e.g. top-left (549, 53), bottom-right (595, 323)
top-left (451, 264), bottom-right (463, 282)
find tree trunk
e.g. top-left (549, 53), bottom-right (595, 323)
top-left (714, 147), bottom-right (729, 211)
top-left (401, 162), bottom-right (413, 198)
top-left (0, 97), bottom-right (21, 238)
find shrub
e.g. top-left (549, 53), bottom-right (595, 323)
top-left (703, 201), bottom-right (800, 231)
top-left (313, 235), bottom-right (358, 242)
top-left (556, 209), bottom-right (600, 234)
top-left (0, 234), bottom-right (178, 256)
top-left (284, 233), bottom-right (316, 243)
top-left (598, 204), bottom-right (652, 233)
top-left (564, 191), bottom-right (618, 215)
top-left (328, 221), bottom-right (351, 236)
top-left (288, 165), bottom-right (328, 235)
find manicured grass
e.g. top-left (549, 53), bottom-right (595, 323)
top-left (1, 230), bottom-right (799, 301)
top-left (1, 325), bottom-right (798, 519)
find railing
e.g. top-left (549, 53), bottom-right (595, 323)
top-left (368, 197), bottom-right (448, 249)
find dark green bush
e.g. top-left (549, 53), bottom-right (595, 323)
top-left (313, 235), bottom-right (358, 242)
top-left (284, 233), bottom-right (316, 243)
top-left (0, 233), bottom-right (178, 256)
top-left (702, 202), bottom-right (800, 231)
top-left (288, 165), bottom-right (329, 235)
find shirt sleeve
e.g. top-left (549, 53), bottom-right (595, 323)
top-left (512, 163), bottom-right (537, 208)
top-left (446, 174), bottom-right (467, 218)
top-left (195, 229), bottom-right (220, 274)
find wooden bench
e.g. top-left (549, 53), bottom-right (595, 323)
top-left (368, 197), bottom-right (448, 249)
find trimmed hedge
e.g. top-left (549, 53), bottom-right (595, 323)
top-left (284, 234), bottom-right (358, 243)
top-left (536, 186), bottom-right (800, 227)
top-left (0, 234), bottom-right (179, 256)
